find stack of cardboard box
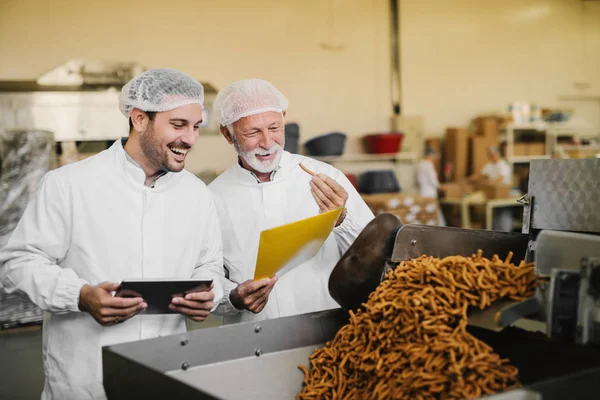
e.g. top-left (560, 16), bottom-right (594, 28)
top-left (444, 116), bottom-right (505, 180)
top-left (441, 115), bottom-right (508, 200)
top-left (470, 116), bottom-right (501, 176)
top-left (361, 193), bottom-right (442, 225)
top-left (508, 142), bottom-right (546, 156)
top-left (474, 180), bottom-right (511, 199)
top-left (444, 128), bottom-right (469, 181)
top-left (440, 126), bottom-right (474, 199)
top-left (438, 182), bottom-right (474, 198)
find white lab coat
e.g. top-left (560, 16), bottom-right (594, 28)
top-left (481, 160), bottom-right (511, 185)
top-left (416, 159), bottom-right (440, 198)
top-left (209, 151), bottom-right (374, 324)
top-left (0, 140), bottom-right (225, 400)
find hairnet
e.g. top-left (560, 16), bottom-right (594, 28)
top-left (488, 145), bottom-right (501, 155)
top-left (424, 147), bottom-right (438, 156)
top-left (213, 79), bottom-right (288, 127)
top-left (118, 68), bottom-right (204, 117)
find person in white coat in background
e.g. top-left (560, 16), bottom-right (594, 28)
top-left (416, 148), bottom-right (446, 226)
top-left (209, 79), bottom-right (374, 324)
top-left (416, 148), bottom-right (441, 199)
top-left (0, 69), bottom-right (225, 400)
top-left (470, 146), bottom-right (513, 232)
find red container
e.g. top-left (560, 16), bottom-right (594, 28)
top-left (344, 173), bottom-right (359, 191)
top-left (363, 132), bottom-right (405, 154)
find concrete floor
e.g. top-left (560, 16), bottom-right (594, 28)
top-left (0, 315), bottom-right (223, 400)
top-left (0, 326), bottom-right (44, 400)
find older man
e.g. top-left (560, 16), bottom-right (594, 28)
top-left (209, 79), bottom-right (374, 324)
top-left (0, 69), bottom-right (225, 400)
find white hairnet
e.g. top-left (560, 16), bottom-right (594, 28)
top-left (118, 68), bottom-right (204, 117)
top-left (213, 79), bottom-right (288, 127)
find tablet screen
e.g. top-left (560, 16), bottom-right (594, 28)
top-left (115, 279), bottom-right (213, 315)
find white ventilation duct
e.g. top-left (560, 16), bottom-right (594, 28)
top-left (36, 59), bottom-right (146, 86)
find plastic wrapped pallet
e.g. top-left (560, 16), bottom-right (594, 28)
top-left (0, 129), bottom-right (55, 329)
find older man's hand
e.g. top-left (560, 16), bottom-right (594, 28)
top-left (230, 277), bottom-right (278, 313)
top-left (169, 283), bottom-right (215, 322)
top-left (309, 173), bottom-right (348, 226)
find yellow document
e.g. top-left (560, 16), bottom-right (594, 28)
top-left (253, 208), bottom-right (343, 280)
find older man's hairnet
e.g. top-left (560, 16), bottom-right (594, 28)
top-left (118, 68), bottom-right (204, 117)
top-left (213, 79), bottom-right (288, 127)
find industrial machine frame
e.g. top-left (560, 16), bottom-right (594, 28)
top-left (103, 159), bottom-right (600, 399)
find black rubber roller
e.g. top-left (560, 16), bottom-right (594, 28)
top-left (328, 213), bottom-right (403, 311)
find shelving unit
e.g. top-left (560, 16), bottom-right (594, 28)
top-left (311, 152), bottom-right (418, 163)
top-left (555, 144), bottom-right (600, 159)
top-left (506, 155), bottom-right (552, 164)
top-left (502, 121), bottom-right (595, 176)
top-left (312, 151), bottom-right (419, 193)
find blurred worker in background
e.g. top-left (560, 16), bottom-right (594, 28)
top-left (470, 146), bottom-right (513, 232)
top-left (417, 147), bottom-right (441, 198)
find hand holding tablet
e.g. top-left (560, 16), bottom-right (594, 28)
top-left (115, 278), bottom-right (213, 315)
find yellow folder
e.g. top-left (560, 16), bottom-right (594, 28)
top-left (253, 208), bottom-right (343, 280)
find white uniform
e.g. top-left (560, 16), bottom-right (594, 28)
top-left (481, 159), bottom-right (513, 231)
top-left (416, 159), bottom-right (440, 198)
top-left (209, 151), bottom-right (374, 324)
top-left (0, 139), bottom-right (225, 400)
top-left (481, 160), bottom-right (511, 185)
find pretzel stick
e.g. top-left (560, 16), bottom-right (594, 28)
top-left (299, 162), bottom-right (316, 176)
top-left (297, 252), bottom-right (539, 400)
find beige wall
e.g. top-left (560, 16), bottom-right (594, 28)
top-left (1, 0), bottom-right (599, 171)
top-left (0, 0), bottom-right (392, 173)
top-left (400, 0), bottom-right (600, 136)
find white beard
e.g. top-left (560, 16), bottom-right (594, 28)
top-left (233, 136), bottom-right (284, 173)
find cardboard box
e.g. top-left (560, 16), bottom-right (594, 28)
top-left (417, 211), bottom-right (439, 221)
top-left (508, 142), bottom-right (545, 157)
top-left (402, 213), bottom-right (419, 224)
top-left (418, 201), bottom-right (439, 216)
top-left (445, 128), bottom-right (469, 181)
top-left (477, 183), bottom-right (511, 199)
top-left (361, 193), bottom-right (413, 214)
top-left (474, 117), bottom-right (500, 140)
top-left (362, 194), bottom-right (443, 222)
top-left (481, 119), bottom-right (499, 139)
top-left (439, 182), bottom-right (474, 198)
top-left (387, 209), bottom-right (417, 223)
top-left (563, 147), bottom-right (600, 159)
top-left (527, 142), bottom-right (546, 156)
top-left (408, 204), bottom-right (422, 214)
top-left (470, 135), bottom-right (498, 175)
top-left (511, 143), bottom-right (528, 156)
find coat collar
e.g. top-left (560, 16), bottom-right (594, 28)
top-left (230, 150), bottom-right (293, 185)
top-left (110, 138), bottom-right (174, 191)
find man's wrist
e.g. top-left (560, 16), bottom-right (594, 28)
top-left (335, 207), bottom-right (347, 227)
top-left (78, 284), bottom-right (91, 312)
top-left (229, 286), bottom-right (244, 310)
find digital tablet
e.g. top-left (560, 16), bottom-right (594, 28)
top-left (115, 278), bottom-right (213, 315)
